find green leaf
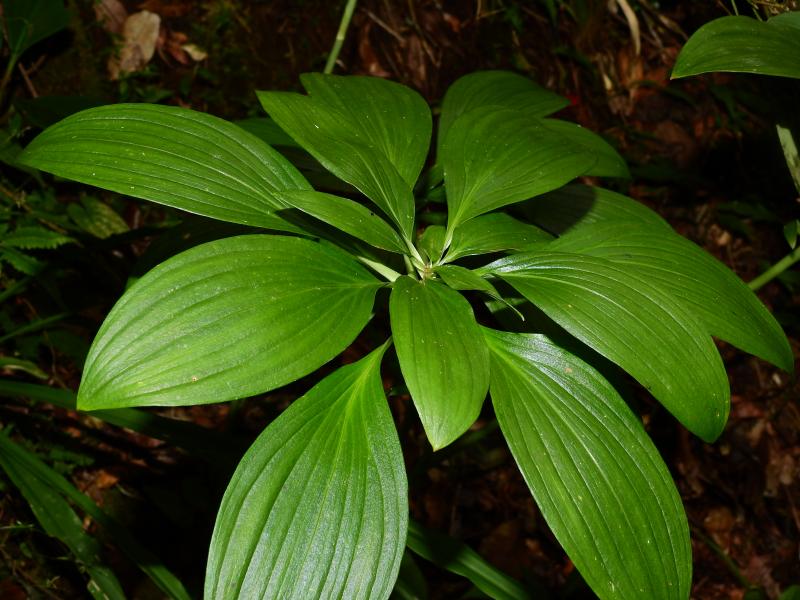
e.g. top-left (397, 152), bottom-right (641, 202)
top-left (279, 190), bottom-right (408, 254)
top-left (392, 552), bottom-right (428, 600)
top-left (258, 74), bottom-right (432, 239)
top-left (441, 107), bottom-right (595, 233)
top-left (435, 264), bottom-right (523, 320)
top-left (438, 71), bottom-right (568, 154)
top-left (0, 356), bottom-right (47, 379)
top-left (68, 197), bottom-right (129, 239)
top-left (235, 116), bottom-right (301, 148)
top-left (417, 225), bottom-right (446, 263)
top-left (542, 119), bottom-right (630, 179)
top-left (390, 276), bottom-right (489, 450)
top-left (0, 247), bottom-right (43, 275)
top-left (483, 252), bottom-right (730, 441)
top-left (3, 0), bottom-right (71, 58)
top-left (444, 213), bottom-right (553, 263)
top-left (777, 124), bottom-right (800, 195)
top-left (0, 434), bottom-right (125, 600)
top-left (1, 225), bottom-right (74, 249)
top-left (78, 235), bottom-right (381, 410)
top-left (483, 330), bottom-right (691, 600)
top-left (672, 15), bottom-right (800, 80)
top-left (785, 219), bottom-right (800, 250)
top-left (18, 104), bottom-right (311, 231)
top-left (517, 184), bottom-right (671, 235)
top-left (206, 344), bottom-right (407, 600)
top-left (0, 431), bottom-right (190, 600)
top-left (406, 520), bottom-right (532, 600)
top-left (548, 223), bottom-right (794, 372)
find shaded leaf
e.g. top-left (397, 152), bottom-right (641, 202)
top-left (390, 277), bottom-right (489, 449)
top-left (1, 226), bottom-right (74, 249)
top-left (3, 0), bottom-right (71, 57)
top-left (68, 197), bottom-right (129, 239)
top-left (406, 520), bottom-right (531, 600)
top-left (548, 223), bottom-right (793, 372)
top-left (444, 213), bottom-right (553, 263)
top-left (235, 116), bottom-right (301, 148)
top-left (672, 14), bottom-right (800, 80)
top-left (78, 235), bottom-right (381, 409)
top-left (392, 552), bottom-right (428, 600)
top-left (18, 104), bottom-right (310, 231)
top-left (438, 71), bottom-right (568, 154)
top-left (517, 184), bottom-right (670, 235)
top-left (483, 251), bottom-right (729, 441)
top-left (279, 190), bottom-right (407, 254)
top-left (442, 107), bottom-right (595, 233)
top-left (206, 344), bottom-right (406, 600)
top-left (484, 330), bottom-right (691, 600)
top-left (417, 225), bottom-right (446, 263)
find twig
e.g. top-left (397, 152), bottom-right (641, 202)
top-left (324, 0), bottom-right (359, 74)
top-left (18, 63), bottom-right (38, 98)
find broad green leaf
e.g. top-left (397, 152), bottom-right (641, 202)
top-left (483, 330), bottom-right (691, 600)
top-left (0, 434), bottom-right (125, 600)
top-left (206, 345), bottom-right (406, 600)
top-left (672, 15), bottom-right (800, 80)
top-left (543, 119), bottom-right (630, 179)
top-left (0, 432), bottom-right (190, 600)
top-left (548, 223), bottom-right (794, 372)
top-left (390, 276), bottom-right (489, 450)
top-left (1, 226), bottom-right (74, 249)
top-left (444, 213), bottom-right (553, 263)
top-left (78, 235), bottom-right (381, 410)
top-left (3, 0), bottom-right (71, 57)
top-left (438, 71), bottom-right (568, 154)
top-left (18, 104), bottom-right (311, 231)
top-left (68, 197), bottom-right (129, 239)
top-left (258, 74), bottom-right (432, 239)
top-left (406, 520), bottom-right (531, 600)
top-left (15, 95), bottom-right (105, 129)
top-left (280, 190), bottom-right (407, 254)
top-left (483, 252), bottom-right (729, 441)
top-left (442, 107), bottom-right (595, 233)
top-left (518, 184), bottom-right (670, 235)
top-left (777, 124), bottom-right (800, 195)
top-left (0, 381), bottom-right (241, 463)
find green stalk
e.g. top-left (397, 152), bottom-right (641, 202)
top-left (748, 246), bottom-right (800, 291)
top-left (0, 55), bottom-right (18, 114)
top-left (324, 0), bottom-right (358, 74)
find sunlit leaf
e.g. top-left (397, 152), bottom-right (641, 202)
top-left (484, 330), bottom-right (691, 600)
top-left (206, 344), bottom-right (406, 600)
top-left (548, 222), bottom-right (794, 372)
top-left (482, 251), bottom-right (729, 441)
top-left (19, 104), bottom-right (311, 232)
top-left (390, 277), bottom-right (489, 450)
top-left (672, 14), bottom-right (800, 80)
top-left (79, 235), bottom-right (381, 409)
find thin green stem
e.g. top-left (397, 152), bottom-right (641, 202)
top-left (324, 0), bottom-right (358, 74)
top-left (0, 55), bottom-right (18, 113)
top-left (748, 246), bottom-right (800, 291)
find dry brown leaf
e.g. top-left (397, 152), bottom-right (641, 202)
top-left (108, 11), bottom-right (162, 80)
top-left (94, 0), bottom-right (128, 34)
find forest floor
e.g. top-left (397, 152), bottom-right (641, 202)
top-left (1, 1), bottom-right (798, 598)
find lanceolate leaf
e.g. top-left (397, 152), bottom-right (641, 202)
top-left (78, 235), bottom-right (381, 410)
top-left (517, 184), bottom-right (670, 235)
top-left (18, 104), bottom-right (311, 232)
top-left (442, 107), bottom-right (595, 233)
top-left (435, 265), bottom-right (524, 320)
top-left (672, 14), bottom-right (800, 80)
top-left (3, 0), bottom-right (71, 57)
top-left (444, 213), bottom-right (553, 263)
top-left (390, 277), bottom-right (489, 450)
top-left (206, 345), bottom-right (406, 600)
top-left (548, 223), bottom-right (794, 372)
top-left (406, 520), bottom-right (532, 600)
top-left (280, 190), bottom-right (408, 254)
top-left (483, 252), bottom-right (729, 441)
top-left (258, 74), bottom-right (431, 240)
top-left (483, 330), bottom-right (691, 600)
top-left (437, 71), bottom-right (568, 154)
top-left (0, 432), bottom-right (190, 600)
top-left (542, 119), bottom-right (630, 179)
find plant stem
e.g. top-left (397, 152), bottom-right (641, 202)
top-left (356, 256), bottom-right (401, 282)
top-left (748, 246), bottom-right (800, 291)
top-left (0, 55), bottom-right (18, 114)
top-left (324, 0), bottom-right (358, 74)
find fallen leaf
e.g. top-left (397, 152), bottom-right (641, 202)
top-left (108, 11), bottom-right (162, 80)
top-left (94, 0), bottom-right (128, 34)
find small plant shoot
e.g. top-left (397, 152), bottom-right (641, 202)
top-left (18, 71), bottom-right (792, 600)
